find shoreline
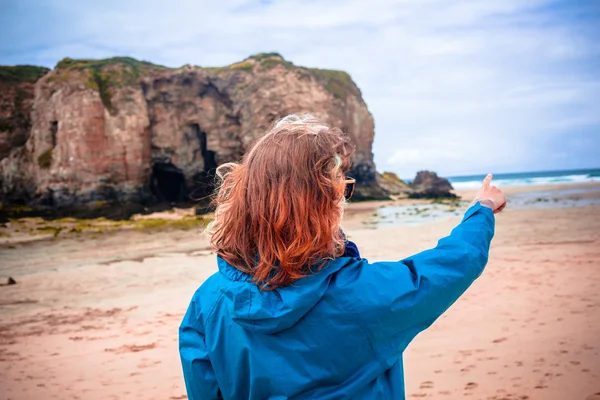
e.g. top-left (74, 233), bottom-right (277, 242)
top-left (345, 181), bottom-right (600, 212)
top-left (2, 182), bottom-right (599, 249)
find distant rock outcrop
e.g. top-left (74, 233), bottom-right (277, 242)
top-left (409, 170), bottom-right (456, 198)
top-left (376, 172), bottom-right (412, 196)
top-left (0, 54), bottom-right (384, 213)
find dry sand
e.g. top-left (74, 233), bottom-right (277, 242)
top-left (1, 184), bottom-right (599, 399)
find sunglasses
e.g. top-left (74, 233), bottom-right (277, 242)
top-left (344, 177), bottom-right (356, 200)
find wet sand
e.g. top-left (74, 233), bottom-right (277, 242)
top-left (1, 183), bottom-right (599, 399)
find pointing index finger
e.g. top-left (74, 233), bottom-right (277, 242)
top-left (482, 174), bottom-right (493, 189)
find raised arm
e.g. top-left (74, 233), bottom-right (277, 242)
top-left (347, 175), bottom-right (506, 363)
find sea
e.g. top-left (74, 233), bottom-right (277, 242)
top-left (362, 168), bottom-right (600, 228)
top-left (447, 168), bottom-right (600, 190)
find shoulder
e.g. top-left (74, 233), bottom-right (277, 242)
top-left (185, 271), bottom-right (226, 322)
top-left (331, 258), bottom-right (419, 313)
top-left (333, 258), bottom-right (415, 290)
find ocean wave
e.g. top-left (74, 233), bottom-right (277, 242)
top-left (450, 173), bottom-right (595, 190)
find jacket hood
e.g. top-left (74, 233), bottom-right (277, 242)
top-left (217, 256), bottom-right (352, 334)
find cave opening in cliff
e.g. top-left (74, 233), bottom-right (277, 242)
top-left (50, 121), bottom-right (58, 147)
top-left (199, 131), bottom-right (218, 174)
top-left (187, 127), bottom-right (219, 205)
top-left (150, 162), bottom-right (187, 203)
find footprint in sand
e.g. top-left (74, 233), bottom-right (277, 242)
top-left (419, 381), bottom-right (434, 389)
top-left (492, 337), bottom-right (507, 344)
top-left (465, 382), bottom-right (478, 390)
top-left (460, 364), bottom-right (476, 373)
top-left (586, 393), bottom-right (600, 400)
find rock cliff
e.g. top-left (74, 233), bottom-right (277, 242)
top-left (409, 170), bottom-right (456, 198)
top-left (0, 66), bottom-right (50, 159)
top-left (0, 54), bottom-right (383, 213)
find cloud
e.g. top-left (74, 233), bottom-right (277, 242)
top-left (2, 0), bottom-right (599, 178)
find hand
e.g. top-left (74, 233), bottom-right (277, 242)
top-left (475, 174), bottom-right (506, 214)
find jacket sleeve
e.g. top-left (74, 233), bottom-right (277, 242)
top-left (353, 202), bottom-right (495, 362)
top-left (179, 295), bottom-right (222, 400)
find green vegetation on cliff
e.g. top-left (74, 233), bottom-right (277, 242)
top-left (260, 58), bottom-right (295, 71)
top-left (244, 53), bottom-right (361, 99)
top-left (224, 53), bottom-right (361, 99)
top-left (307, 68), bottom-right (361, 100)
top-left (37, 54), bottom-right (360, 115)
top-left (55, 56), bottom-right (167, 77)
top-left (87, 70), bottom-right (115, 113)
top-left (37, 149), bottom-right (53, 168)
top-left (226, 61), bottom-right (254, 72)
top-left (249, 52), bottom-right (284, 62)
top-left (55, 57), bottom-right (170, 114)
top-left (204, 53), bottom-right (291, 74)
top-left (381, 171), bottom-right (407, 186)
top-left (0, 65), bottom-right (50, 83)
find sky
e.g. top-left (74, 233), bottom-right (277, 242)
top-left (1, 0), bottom-right (599, 178)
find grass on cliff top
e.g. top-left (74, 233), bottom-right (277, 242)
top-left (53, 57), bottom-right (170, 114)
top-left (204, 53), bottom-right (288, 74)
top-left (307, 68), bottom-right (361, 100)
top-left (0, 65), bottom-right (51, 83)
top-left (55, 56), bottom-right (170, 88)
top-left (51, 54), bottom-right (359, 103)
top-left (205, 52), bottom-right (360, 100)
top-left (249, 52), bottom-right (284, 62)
top-left (55, 57), bottom-right (168, 74)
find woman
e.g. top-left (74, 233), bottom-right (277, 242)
top-left (179, 114), bottom-right (506, 399)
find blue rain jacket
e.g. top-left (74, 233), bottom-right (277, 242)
top-left (179, 202), bottom-right (495, 399)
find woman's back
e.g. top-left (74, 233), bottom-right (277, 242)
top-left (178, 114), bottom-right (505, 399)
top-left (180, 203), bottom-right (495, 399)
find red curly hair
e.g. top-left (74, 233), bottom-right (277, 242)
top-left (208, 114), bottom-right (355, 290)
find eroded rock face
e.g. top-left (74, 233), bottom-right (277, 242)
top-left (0, 54), bottom-right (382, 211)
top-left (0, 66), bottom-right (50, 159)
top-left (409, 170), bottom-right (456, 198)
top-left (1, 66), bottom-right (152, 207)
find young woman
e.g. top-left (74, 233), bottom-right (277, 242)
top-left (179, 114), bottom-right (506, 399)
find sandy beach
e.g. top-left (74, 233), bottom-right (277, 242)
top-left (1, 183), bottom-right (599, 400)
